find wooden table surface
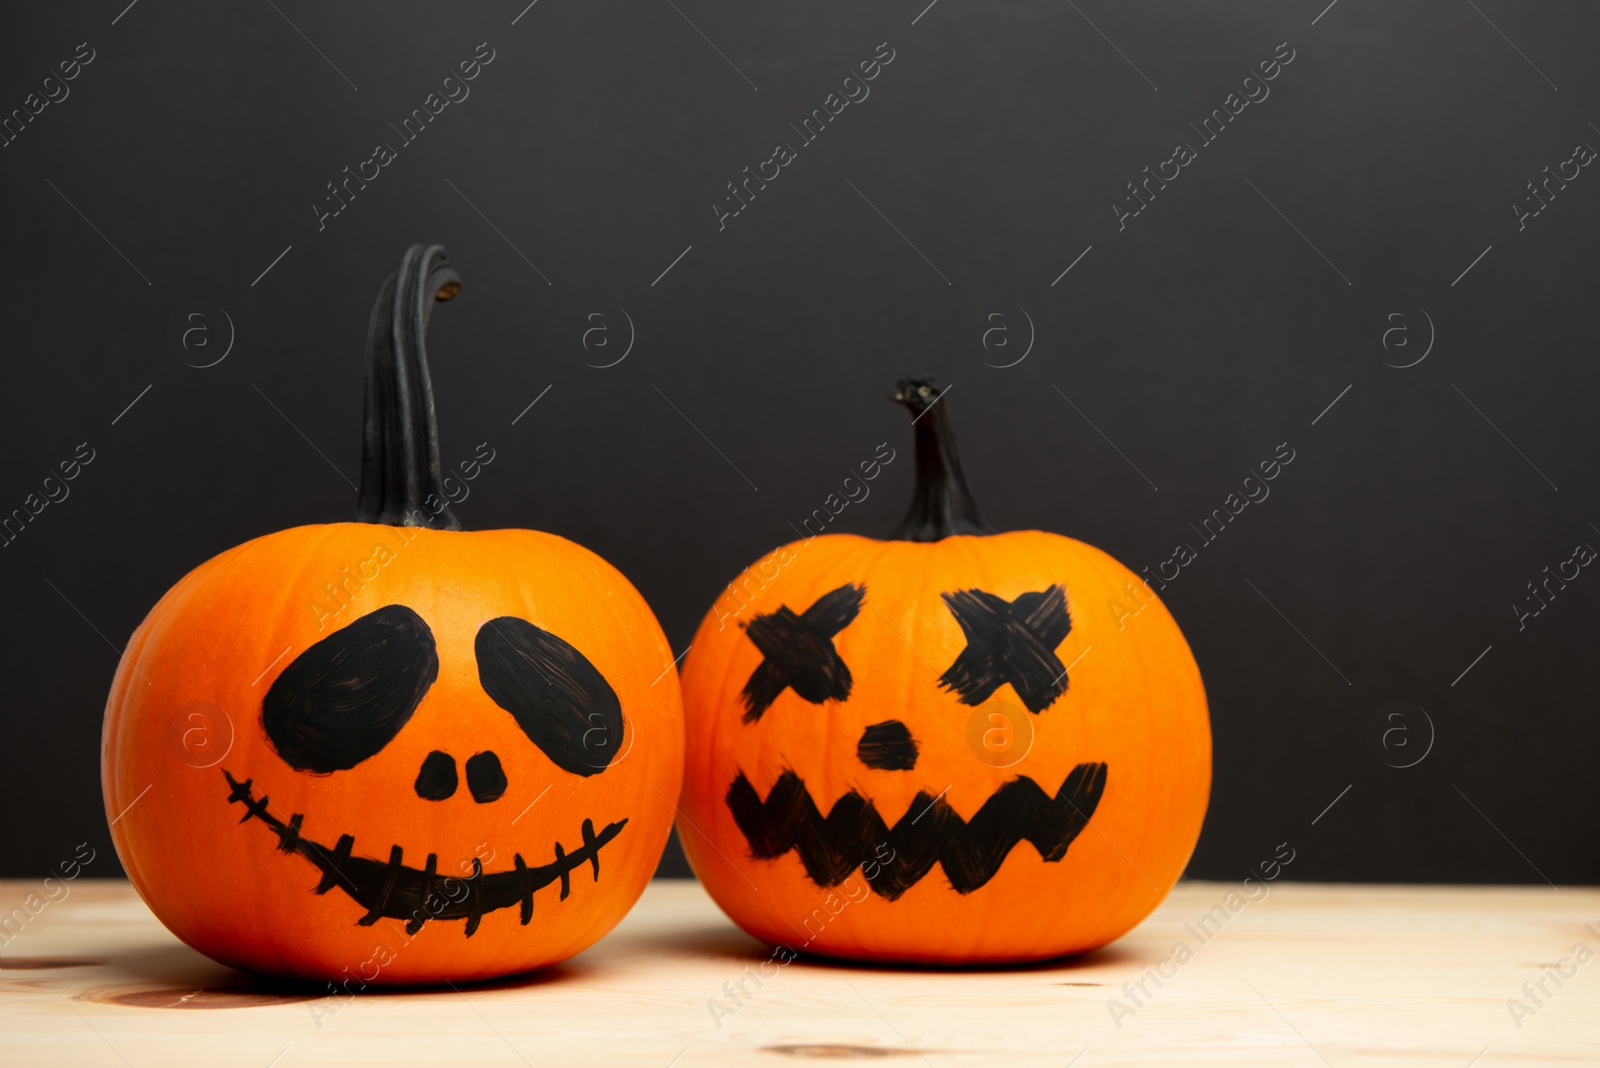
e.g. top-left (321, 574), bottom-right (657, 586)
top-left (2, 878), bottom-right (1594, 1066)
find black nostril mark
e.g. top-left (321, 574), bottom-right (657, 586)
top-left (414, 750), bottom-right (457, 800)
top-left (465, 751), bottom-right (508, 803)
top-left (857, 720), bottom-right (919, 770)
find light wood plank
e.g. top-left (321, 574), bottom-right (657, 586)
top-left (1, 879), bottom-right (1595, 1065)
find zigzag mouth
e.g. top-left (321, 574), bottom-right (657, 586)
top-left (223, 770), bottom-right (627, 937)
top-left (726, 762), bottom-right (1107, 900)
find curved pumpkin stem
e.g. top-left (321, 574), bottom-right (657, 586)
top-left (355, 244), bottom-right (463, 530)
top-left (888, 377), bottom-right (993, 541)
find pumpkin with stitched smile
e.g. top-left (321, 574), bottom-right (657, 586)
top-left (677, 379), bottom-right (1210, 963)
top-left (101, 245), bottom-right (683, 984)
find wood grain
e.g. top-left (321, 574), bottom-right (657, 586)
top-left (1, 878), bottom-right (1595, 1065)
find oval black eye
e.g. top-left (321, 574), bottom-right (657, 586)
top-left (262, 605), bottom-right (439, 774)
top-left (475, 617), bottom-right (623, 777)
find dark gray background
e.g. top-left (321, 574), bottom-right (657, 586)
top-left (2, 0), bottom-right (1594, 886)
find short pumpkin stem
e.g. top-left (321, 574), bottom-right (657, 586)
top-left (888, 377), bottom-right (993, 541)
top-left (355, 244), bottom-right (463, 530)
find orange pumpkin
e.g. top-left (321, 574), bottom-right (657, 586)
top-left (101, 246), bottom-right (683, 984)
top-left (678, 378), bottom-right (1209, 963)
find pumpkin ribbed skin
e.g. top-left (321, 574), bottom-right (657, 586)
top-left (103, 523), bottom-right (683, 984)
top-left (678, 530), bottom-right (1209, 964)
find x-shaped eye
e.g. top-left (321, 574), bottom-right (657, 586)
top-left (740, 584), bottom-right (864, 723)
top-left (938, 585), bottom-right (1072, 713)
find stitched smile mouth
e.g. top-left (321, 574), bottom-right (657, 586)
top-left (726, 762), bottom-right (1107, 900)
top-left (223, 770), bottom-right (628, 937)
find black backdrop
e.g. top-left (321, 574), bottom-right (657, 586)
top-left (2, 0), bottom-right (1595, 886)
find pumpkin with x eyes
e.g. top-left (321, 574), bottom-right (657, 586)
top-left (101, 246), bottom-right (683, 984)
top-left (678, 380), bottom-right (1210, 964)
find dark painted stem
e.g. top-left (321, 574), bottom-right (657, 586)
top-left (888, 377), bottom-right (993, 541)
top-left (355, 244), bottom-right (463, 530)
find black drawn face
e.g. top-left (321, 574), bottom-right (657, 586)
top-left (728, 582), bottom-right (1106, 897)
top-left (225, 604), bottom-right (631, 937)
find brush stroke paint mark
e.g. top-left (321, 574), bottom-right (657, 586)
top-left (263, 604), bottom-right (440, 774)
top-left (726, 762), bottom-right (1106, 899)
top-left (413, 750), bottom-right (458, 800)
top-left (465, 750), bottom-right (508, 803)
top-left (224, 770), bottom-right (626, 936)
top-left (857, 720), bottom-right (919, 770)
top-left (939, 585), bottom-right (1072, 713)
top-left (476, 617), bottom-right (625, 776)
top-left (739, 583), bottom-right (865, 722)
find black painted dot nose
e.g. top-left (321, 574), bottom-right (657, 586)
top-left (465, 750), bottom-right (508, 804)
top-left (414, 750), bottom-right (457, 800)
top-left (857, 720), bottom-right (919, 770)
